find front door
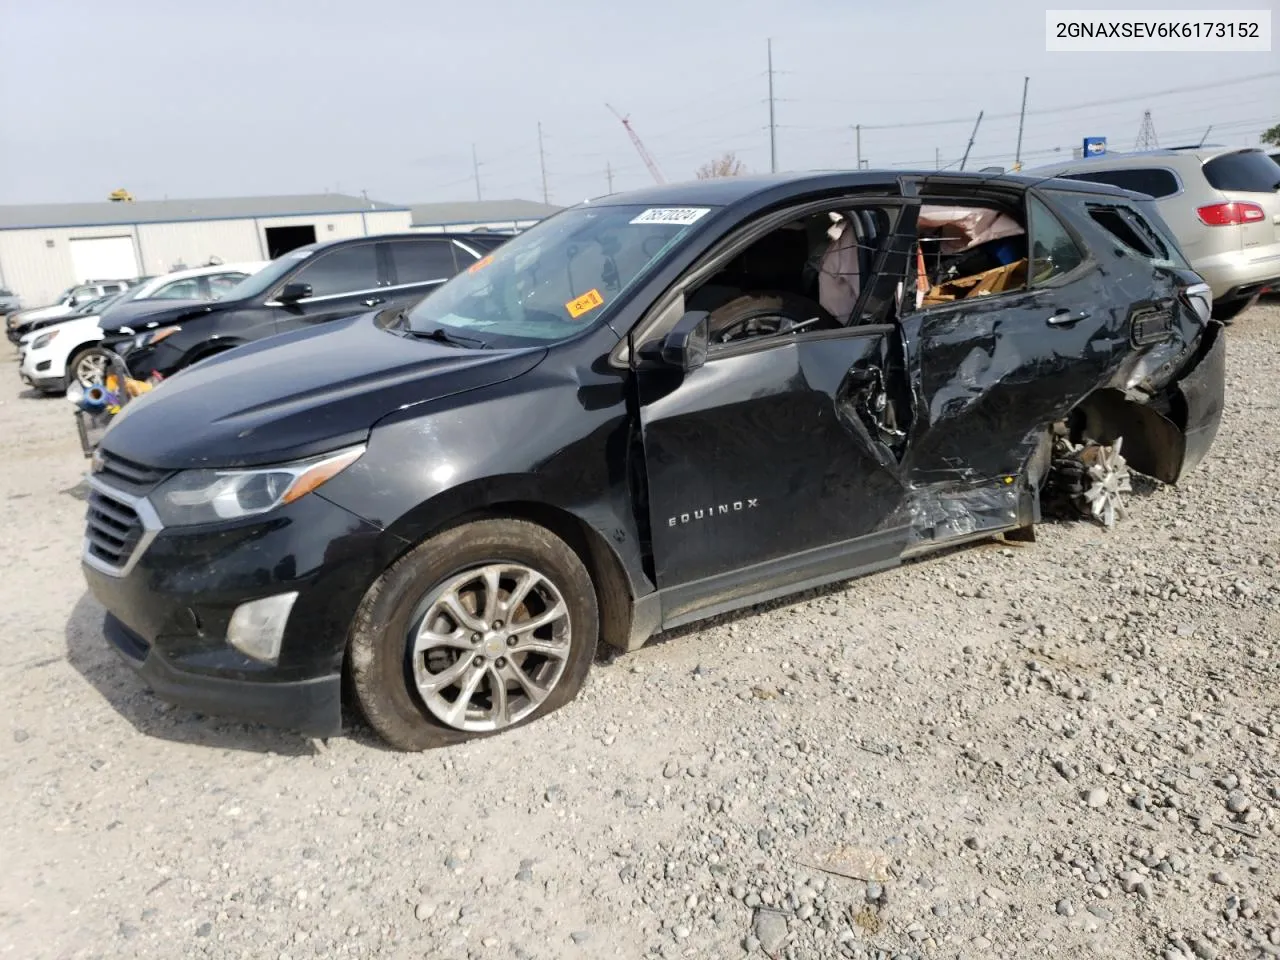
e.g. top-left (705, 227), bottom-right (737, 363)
top-left (272, 241), bottom-right (387, 334)
top-left (635, 194), bottom-right (922, 622)
top-left (638, 327), bottom-right (912, 621)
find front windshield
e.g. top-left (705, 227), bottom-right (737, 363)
top-left (220, 247), bottom-right (317, 301)
top-left (405, 203), bottom-right (713, 346)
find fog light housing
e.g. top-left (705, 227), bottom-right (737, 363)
top-left (226, 593), bottom-right (298, 663)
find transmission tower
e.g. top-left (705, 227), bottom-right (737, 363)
top-left (605, 104), bottom-right (665, 184)
top-left (1134, 110), bottom-right (1159, 150)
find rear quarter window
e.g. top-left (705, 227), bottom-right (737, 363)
top-left (1087, 203), bottom-right (1186, 269)
top-left (1203, 151), bottom-right (1280, 193)
top-left (1062, 167), bottom-right (1180, 199)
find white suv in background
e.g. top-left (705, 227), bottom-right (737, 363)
top-left (18, 262), bottom-right (267, 393)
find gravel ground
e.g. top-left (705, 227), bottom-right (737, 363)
top-left (2, 303), bottom-right (1279, 960)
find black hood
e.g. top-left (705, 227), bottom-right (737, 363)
top-left (98, 298), bottom-right (214, 331)
top-left (99, 313), bottom-right (547, 469)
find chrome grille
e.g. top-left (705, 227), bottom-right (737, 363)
top-left (85, 489), bottom-right (144, 571)
top-left (95, 449), bottom-right (171, 494)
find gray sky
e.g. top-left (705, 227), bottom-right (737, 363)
top-left (1, 0), bottom-right (1276, 206)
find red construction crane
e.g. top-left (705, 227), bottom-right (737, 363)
top-left (606, 104), bottom-right (665, 185)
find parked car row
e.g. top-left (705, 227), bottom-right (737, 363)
top-left (99, 232), bottom-right (510, 381)
top-left (0, 287), bottom-right (21, 317)
top-left (74, 171), bottom-right (1226, 751)
top-left (17, 262), bottom-right (267, 392)
top-left (1030, 145), bottom-right (1280, 321)
top-left (6, 279), bottom-right (140, 341)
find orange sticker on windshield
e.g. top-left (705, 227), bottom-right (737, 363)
top-left (468, 255), bottom-right (494, 273)
top-left (565, 288), bottom-right (604, 319)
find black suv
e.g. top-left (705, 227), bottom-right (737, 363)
top-left (101, 233), bottom-right (509, 378)
top-left (82, 171), bottom-right (1224, 750)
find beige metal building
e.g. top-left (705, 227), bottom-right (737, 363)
top-left (0, 195), bottom-right (411, 308)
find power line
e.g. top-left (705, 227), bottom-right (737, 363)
top-left (858, 70), bottom-right (1278, 131)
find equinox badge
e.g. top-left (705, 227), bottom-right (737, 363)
top-left (668, 499), bottom-right (759, 527)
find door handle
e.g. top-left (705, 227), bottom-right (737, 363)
top-left (362, 297), bottom-right (386, 307)
top-left (1046, 309), bottom-right (1089, 327)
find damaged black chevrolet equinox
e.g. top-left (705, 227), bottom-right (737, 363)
top-left (82, 172), bottom-right (1225, 750)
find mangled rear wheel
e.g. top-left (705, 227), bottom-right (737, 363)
top-left (1041, 438), bottom-right (1132, 528)
top-left (348, 519), bottom-right (598, 750)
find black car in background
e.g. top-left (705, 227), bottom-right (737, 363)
top-left (82, 171), bottom-right (1224, 750)
top-left (102, 232), bottom-right (510, 378)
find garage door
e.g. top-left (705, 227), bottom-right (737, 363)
top-left (69, 236), bottom-right (140, 283)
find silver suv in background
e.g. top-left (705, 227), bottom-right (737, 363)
top-left (1030, 146), bottom-right (1280, 321)
top-left (5, 279), bottom-right (137, 340)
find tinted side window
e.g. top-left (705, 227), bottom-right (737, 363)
top-left (291, 244), bottom-right (379, 298)
top-left (208, 274), bottom-right (247, 297)
top-left (1203, 151), bottom-right (1280, 193)
top-left (152, 277), bottom-right (205, 300)
top-left (1062, 167), bottom-right (1179, 198)
top-left (389, 240), bottom-right (459, 285)
top-left (1028, 195), bottom-right (1086, 286)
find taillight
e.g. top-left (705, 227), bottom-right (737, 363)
top-left (1196, 202), bottom-right (1266, 226)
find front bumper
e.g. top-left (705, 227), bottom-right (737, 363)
top-left (103, 614), bottom-right (344, 737)
top-left (18, 349), bottom-right (61, 390)
top-left (82, 481), bottom-right (399, 738)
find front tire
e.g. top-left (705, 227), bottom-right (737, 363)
top-left (64, 346), bottom-right (112, 390)
top-left (348, 519), bottom-right (598, 750)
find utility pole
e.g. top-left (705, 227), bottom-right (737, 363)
top-left (537, 122), bottom-right (549, 203)
top-left (606, 162), bottom-right (614, 193)
top-left (854, 124), bottom-right (861, 169)
top-left (935, 147), bottom-right (940, 170)
top-left (471, 144), bottom-right (482, 201)
top-left (959, 110), bottom-right (984, 171)
top-left (767, 38), bottom-right (777, 173)
top-left (1014, 76), bottom-right (1029, 170)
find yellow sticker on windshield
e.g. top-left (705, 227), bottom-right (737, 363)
top-left (565, 288), bottom-right (604, 319)
top-left (468, 254), bottom-right (494, 273)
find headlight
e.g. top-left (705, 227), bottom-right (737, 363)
top-left (132, 326), bottom-right (181, 352)
top-left (31, 329), bottom-right (60, 350)
top-left (152, 445), bottom-right (365, 526)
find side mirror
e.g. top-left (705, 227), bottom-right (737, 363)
top-left (661, 310), bottom-right (710, 371)
top-left (276, 282), bottom-right (312, 304)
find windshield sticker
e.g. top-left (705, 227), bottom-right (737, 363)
top-left (565, 288), bottom-right (605, 320)
top-left (467, 254), bottom-right (494, 273)
top-left (629, 207), bottom-right (710, 226)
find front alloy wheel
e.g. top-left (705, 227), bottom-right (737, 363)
top-left (73, 349), bottom-right (110, 387)
top-left (348, 519), bottom-right (598, 750)
top-left (411, 564), bottom-right (572, 732)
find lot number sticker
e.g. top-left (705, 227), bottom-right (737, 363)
top-left (629, 207), bottom-right (710, 226)
top-left (565, 288), bottom-right (605, 319)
